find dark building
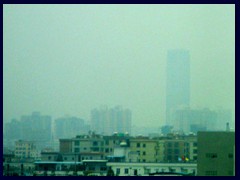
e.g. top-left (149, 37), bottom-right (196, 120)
top-left (197, 131), bottom-right (235, 176)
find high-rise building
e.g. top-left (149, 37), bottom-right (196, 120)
top-left (166, 49), bottom-right (190, 127)
top-left (91, 106), bottom-right (132, 135)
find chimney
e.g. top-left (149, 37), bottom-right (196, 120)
top-left (226, 122), bottom-right (230, 132)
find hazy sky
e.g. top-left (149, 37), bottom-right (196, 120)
top-left (3, 4), bottom-right (235, 127)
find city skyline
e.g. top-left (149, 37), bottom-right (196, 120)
top-left (4, 5), bottom-right (235, 128)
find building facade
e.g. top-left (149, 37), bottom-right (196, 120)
top-left (197, 131), bottom-right (235, 176)
top-left (108, 162), bottom-right (197, 176)
top-left (14, 140), bottom-right (39, 159)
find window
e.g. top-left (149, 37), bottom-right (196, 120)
top-left (105, 140), bottom-right (109, 145)
top-left (181, 168), bottom-right (188, 173)
top-left (174, 149), bottom-right (179, 154)
top-left (169, 168), bottom-right (176, 173)
top-left (143, 144), bottom-right (146, 148)
top-left (74, 141), bottom-right (80, 146)
top-left (92, 147), bottom-right (99, 152)
top-left (134, 169), bottom-right (138, 176)
top-left (137, 143), bottom-right (140, 148)
top-left (206, 153), bottom-right (217, 158)
top-left (142, 159), bottom-right (146, 162)
top-left (105, 148), bottom-right (109, 153)
top-left (89, 167), bottom-right (95, 170)
top-left (116, 168), bottom-right (121, 175)
top-left (100, 167), bottom-right (107, 171)
top-left (144, 168), bottom-right (150, 174)
top-left (228, 153), bottom-right (233, 158)
top-left (167, 155), bottom-right (172, 161)
top-left (174, 142), bottom-right (179, 147)
top-left (48, 156), bottom-right (51, 160)
top-left (168, 143), bottom-right (172, 148)
top-left (93, 141), bottom-right (98, 146)
top-left (193, 142), bottom-right (197, 147)
top-left (64, 157), bottom-right (67, 160)
top-left (205, 171), bottom-right (217, 176)
top-left (143, 151), bottom-right (146, 156)
top-left (124, 168), bottom-right (129, 174)
top-left (193, 149), bottom-right (198, 154)
top-left (74, 148), bottom-right (80, 153)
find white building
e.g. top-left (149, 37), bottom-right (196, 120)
top-left (107, 162), bottom-right (197, 176)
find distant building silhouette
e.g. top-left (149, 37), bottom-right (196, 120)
top-left (4, 112), bottom-right (52, 150)
top-left (54, 116), bottom-right (90, 139)
top-left (166, 49), bottom-right (190, 127)
top-left (173, 107), bottom-right (232, 133)
top-left (91, 106), bottom-right (132, 135)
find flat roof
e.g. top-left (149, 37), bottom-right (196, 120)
top-left (34, 161), bottom-right (83, 164)
top-left (82, 160), bottom-right (108, 162)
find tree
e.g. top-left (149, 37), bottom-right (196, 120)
top-left (106, 168), bottom-right (114, 176)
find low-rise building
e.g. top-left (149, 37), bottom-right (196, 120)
top-left (107, 162), bottom-right (197, 176)
top-left (129, 137), bottom-right (158, 163)
top-left (14, 140), bottom-right (39, 160)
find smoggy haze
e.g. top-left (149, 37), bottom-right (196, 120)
top-left (3, 5), bottom-right (235, 127)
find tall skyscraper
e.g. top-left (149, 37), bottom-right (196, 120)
top-left (166, 49), bottom-right (190, 127)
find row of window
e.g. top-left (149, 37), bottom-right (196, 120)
top-left (205, 171), bottom-right (217, 176)
top-left (15, 147), bottom-right (32, 150)
top-left (15, 151), bottom-right (30, 155)
top-left (116, 167), bottom-right (189, 175)
top-left (136, 143), bottom-right (146, 148)
top-left (166, 142), bottom-right (197, 147)
top-left (74, 140), bottom-right (121, 146)
top-left (205, 153), bottom-right (233, 159)
top-left (87, 166), bottom-right (107, 171)
top-left (74, 147), bottom-right (113, 153)
top-left (73, 141), bottom-right (197, 148)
